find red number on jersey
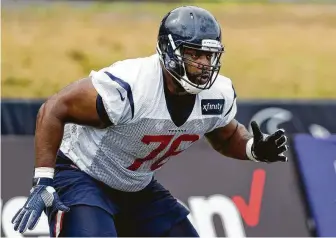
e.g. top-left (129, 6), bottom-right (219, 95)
top-left (127, 135), bottom-right (173, 171)
top-left (150, 134), bottom-right (199, 170)
top-left (127, 134), bottom-right (200, 171)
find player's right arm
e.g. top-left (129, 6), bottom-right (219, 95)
top-left (35, 77), bottom-right (111, 168)
top-left (13, 63), bottom-right (131, 234)
top-left (11, 77), bottom-right (112, 234)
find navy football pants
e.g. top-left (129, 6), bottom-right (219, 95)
top-left (47, 155), bottom-right (199, 237)
top-left (50, 205), bottom-right (198, 237)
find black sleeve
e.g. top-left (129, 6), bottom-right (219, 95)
top-left (96, 94), bottom-right (113, 127)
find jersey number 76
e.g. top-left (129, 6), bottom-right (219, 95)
top-left (127, 134), bottom-right (200, 171)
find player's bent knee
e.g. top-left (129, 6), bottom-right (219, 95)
top-left (50, 205), bottom-right (117, 237)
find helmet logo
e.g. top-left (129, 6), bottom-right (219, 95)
top-left (201, 39), bottom-right (222, 51)
top-left (168, 60), bottom-right (176, 68)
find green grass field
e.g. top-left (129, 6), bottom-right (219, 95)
top-left (2, 2), bottom-right (336, 98)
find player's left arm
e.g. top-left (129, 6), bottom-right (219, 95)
top-left (206, 119), bottom-right (250, 161)
top-left (205, 118), bottom-right (289, 163)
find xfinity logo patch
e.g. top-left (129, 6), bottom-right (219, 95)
top-left (201, 99), bottom-right (225, 115)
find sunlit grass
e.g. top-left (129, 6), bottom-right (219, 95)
top-left (2, 2), bottom-right (336, 98)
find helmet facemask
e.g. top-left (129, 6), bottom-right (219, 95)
top-left (157, 34), bottom-right (224, 94)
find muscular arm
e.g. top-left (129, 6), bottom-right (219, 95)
top-left (35, 77), bottom-right (111, 168)
top-left (205, 119), bottom-right (253, 160)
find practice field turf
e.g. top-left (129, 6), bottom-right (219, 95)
top-left (2, 2), bottom-right (336, 98)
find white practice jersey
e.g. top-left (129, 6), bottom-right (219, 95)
top-left (59, 54), bottom-right (237, 192)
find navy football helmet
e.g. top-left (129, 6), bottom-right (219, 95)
top-left (157, 6), bottom-right (224, 94)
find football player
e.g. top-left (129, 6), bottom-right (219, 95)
top-left (12, 5), bottom-right (288, 237)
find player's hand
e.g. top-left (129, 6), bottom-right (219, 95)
top-left (11, 178), bottom-right (69, 234)
top-left (249, 121), bottom-right (288, 162)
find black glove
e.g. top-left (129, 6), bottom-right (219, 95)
top-left (247, 121), bottom-right (288, 163)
